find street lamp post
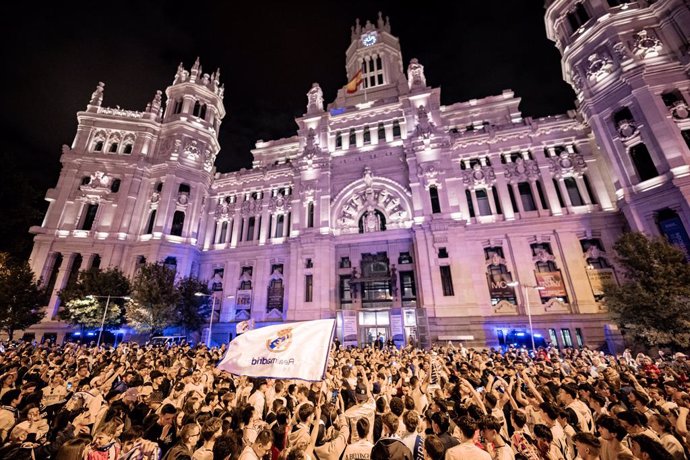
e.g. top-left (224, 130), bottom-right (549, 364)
top-left (195, 292), bottom-right (218, 347)
top-left (507, 281), bottom-right (545, 355)
top-left (88, 294), bottom-right (131, 348)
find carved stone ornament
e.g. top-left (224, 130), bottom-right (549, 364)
top-left (151, 192), bottom-right (160, 203)
top-left (612, 42), bottom-right (631, 61)
top-left (548, 151), bottom-right (587, 178)
top-left (240, 197), bottom-right (263, 217)
top-left (268, 194), bottom-right (292, 214)
top-left (177, 192), bottom-right (190, 206)
top-left (79, 171), bottom-right (113, 200)
top-left (306, 83), bottom-right (324, 114)
top-left (485, 252), bottom-right (507, 269)
top-left (583, 245), bottom-right (608, 263)
top-left (414, 105), bottom-right (436, 139)
top-left (543, 298), bottom-right (570, 313)
top-left (585, 52), bottom-right (614, 82)
top-left (83, 171), bottom-right (111, 190)
top-left (89, 82), bottom-right (105, 106)
top-left (616, 118), bottom-right (638, 140)
top-left (417, 162), bottom-right (441, 189)
top-left (632, 29), bottom-right (663, 58)
top-left (204, 151), bottom-right (215, 172)
top-left (494, 300), bottom-right (518, 315)
top-left (504, 157), bottom-right (540, 184)
top-left (532, 248), bottom-right (556, 265)
top-left (184, 140), bottom-right (200, 160)
top-left (302, 128), bottom-right (322, 165)
top-left (300, 183), bottom-right (316, 203)
top-left (461, 163), bottom-right (496, 189)
top-left (407, 58), bottom-right (426, 89)
top-left (671, 100), bottom-right (690, 120)
top-left (570, 71), bottom-right (583, 93)
top-left (215, 200), bottom-right (235, 221)
top-left (337, 170), bottom-right (408, 232)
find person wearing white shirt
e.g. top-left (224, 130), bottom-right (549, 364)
top-left (445, 416), bottom-right (491, 460)
top-left (342, 417), bottom-right (374, 460)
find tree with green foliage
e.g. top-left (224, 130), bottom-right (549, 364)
top-left (58, 267), bottom-right (130, 330)
top-left (604, 232), bottom-right (690, 349)
top-left (0, 253), bottom-right (47, 339)
top-left (126, 261), bottom-right (180, 334)
top-left (175, 276), bottom-right (211, 340)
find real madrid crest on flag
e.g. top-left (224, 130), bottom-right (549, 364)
top-left (217, 319), bottom-right (335, 381)
top-left (266, 328), bottom-right (292, 352)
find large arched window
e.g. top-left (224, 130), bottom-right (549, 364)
top-left (393, 120), bottom-right (401, 139)
top-left (363, 126), bottom-right (371, 145)
top-left (629, 143), bottom-right (659, 182)
top-left (170, 211), bottom-right (185, 236)
top-left (218, 221), bottom-right (228, 243)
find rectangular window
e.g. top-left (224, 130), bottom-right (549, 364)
top-left (378, 123), bottom-right (386, 143)
top-left (398, 252), bottom-right (413, 264)
top-left (340, 275), bottom-right (352, 302)
top-left (429, 186), bottom-right (441, 214)
top-left (549, 328), bottom-right (559, 348)
top-left (476, 189), bottom-right (492, 216)
top-left (246, 217), bottom-right (255, 241)
top-left (400, 271), bottom-right (416, 299)
top-left (80, 203), bottom-right (99, 231)
top-left (305, 275), bottom-right (313, 302)
top-left (340, 257), bottom-right (351, 269)
top-left (561, 328), bottom-right (573, 347)
top-left (575, 328), bottom-right (584, 348)
top-left (440, 265), bottom-right (455, 296)
top-left (518, 182), bottom-right (537, 211)
top-left (307, 202), bottom-right (314, 228)
top-left (565, 177), bottom-right (584, 206)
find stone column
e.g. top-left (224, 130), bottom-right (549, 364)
top-left (495, 176), bottom-right (515, 220)
top-left (47, 253), bottom-right (74, 320)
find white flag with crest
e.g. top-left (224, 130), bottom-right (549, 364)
top-left (218, 319), bottom-right (335, 381)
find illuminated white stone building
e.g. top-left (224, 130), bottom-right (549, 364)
top-left (29, 6), bottom-right (689, 348)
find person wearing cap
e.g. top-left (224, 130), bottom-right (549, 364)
top-left (159, 382), bottom-right (186, 411)
top-left (345, 366), bottom-right (375, 443)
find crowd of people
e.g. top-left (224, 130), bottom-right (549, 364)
top-left (0, 336), bottom-right (688, 460)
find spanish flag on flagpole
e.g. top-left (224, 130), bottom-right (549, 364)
top-left (345, 69), bottom-right (363, 94)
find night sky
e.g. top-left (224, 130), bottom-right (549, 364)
top-left (0, 1), bottom-right (575, 253)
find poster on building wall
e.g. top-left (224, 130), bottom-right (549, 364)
top-left (534, 271), bottom-right (567, 297)
top-left (390, 308), bottom-right (404, 346)
top-left (342, 310), bottom-right (358, 347)
top-left (235, 289), bottom-right (252, 318)
top-left (486, 272), bottom-right (515, 299)
top-left (586, 268), bottom-right (618, 296)
top-left (211, 268), bottom-right (224, 292)
top-left (266, 282), bottom-right (284, 313)
top-left (659, 215), bottom-right (690, 260)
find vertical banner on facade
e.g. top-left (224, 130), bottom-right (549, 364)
top-left (390, 308), bottom-right (404, 346)
top-left (534, 271), bottom-right (567, 297)
top-left (211, 268), bottom-right (224, 291)
top-left (235, 289), bottom-right (252, 318)
top-left (659, 215), bottom-right (690, 260)
top-left (586, 268), bottom-right (618, 296)
top-left (486, 273), bottom-right (515, 299)
top-left (342, 310), bottom-right (358, 347)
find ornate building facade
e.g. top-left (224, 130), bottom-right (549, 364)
top-left (27, 5), bottom-right (690, 347)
